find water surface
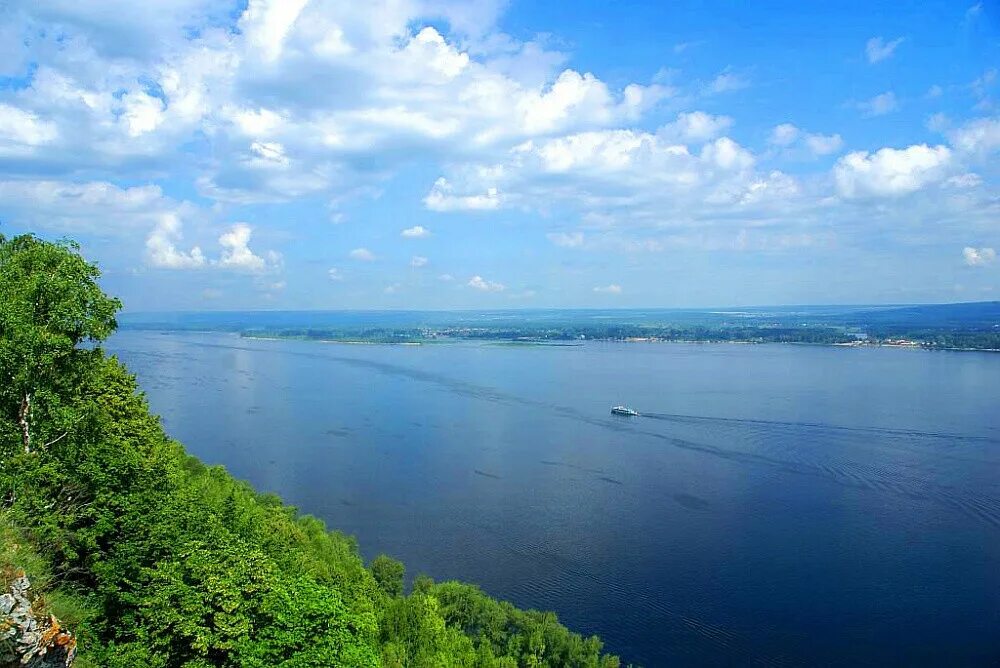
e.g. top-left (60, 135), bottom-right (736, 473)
top-left (109, 331), bottom-right (1000, 666)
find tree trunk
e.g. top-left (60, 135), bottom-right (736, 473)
top-left (18, 393), bottom-right (31, 454)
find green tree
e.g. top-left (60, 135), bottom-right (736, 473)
top-left (371, 554), bottom-right (405, 597)
top-left (0, 234), bottom-right (120, 455)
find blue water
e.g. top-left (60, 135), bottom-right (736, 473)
top-left (108, 331), bottom-right (1000, 666)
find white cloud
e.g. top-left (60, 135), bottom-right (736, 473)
top-left (963, 246), bottom-right (996, 266)
top-left (410, 255), bottom-right (428, 267)
top-left (121, 91), bottom-right (166, 137)
top-left (770, 123), bottom-right (800, 146)
top-left (946, 173), bottom-right (982, 189)
top-left (593, 284), bottom-right (622, 294)
top-left (865, 36), bottom-right (904, 64)
top-left (401, 225), bottom-right (430, 238)
top-left (328, 267), bottom-right (343, 281)
top-left (349, 247), bottom-right (376, 261)
top-left (217, 223), bottom-right (274, 272)
top-left (0, 180), bottom-right (173, 233)
top-left (249, 140), bottom-right (289, 166)
top-left (834, 144), bottom-right (952, 198)
top-left (146, 213), bottom-right (206, 269)
top-left (383, 283), bottom-right (402, 294)
top-left (0, 2), bottom-right (667, 206)
top-left (0, 104), bottom-right (58, 154)
top-left (803, 133), bottom-right (844, 156)
top-left (948, 117), bottom-right (1000, 154)
top-left (438, 273), bottom-right (455, 282)
top-left (468, 275), bottom-right (505, 292)
top-left (705, 69), bottom-right (749, 94)
top-left (425, 178), bottom-right (501, 211)
top-left (770, 123), bottom-right (843, 156)
top-left (425, 129), bottom-right (800, 237)
top-left (1, 1), bottom-right (997, 281)
top-left (858, 92), bottom-right (899, 117)
top-left (658, 111), bottom-right (733, 144)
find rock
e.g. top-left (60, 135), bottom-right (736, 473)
top-left (0, 572), bottom-right (75, 667)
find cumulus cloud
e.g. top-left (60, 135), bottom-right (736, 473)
top-left (658, 111), bottom-right (733, 144)
top-left (769, 123), bottom-right (843, 156)
top-left (349, 247), bottom-right (376, 261)
top-left (410, 255), bottom-right (428, 267)
top-left (593, 284), bottom-right (622, 294)
top-left (328, 267), bottom-right (343, 281)
top-left (146, 213), bottom-right (206, 269)
top-left (1, 0), bottom-right (997, 279)
top-left (963, 246), bottom-right (996, 266)
top-left (467, 275), bottom-right (505, 291)
top-left (217, 223), bottom-right (277, 272)
top-left (0, 104), bottom-right (58, 154)
top-left (425, 179), bottom-right (501, 211)
top-left (770, 123), bottom-right (800, 146)
top-left (0, 1), bottom-right (668, 207)
top-left (401, 225), bottom-right (430, 238)
top-left (834, 144), bottom-right (952, 198)
top-left (865, 36), bottom-right (904, 64)
top-left (423, 128), bottom-right (803, 243)
top-left (704, 69), bottom-right (749, 94)
top-left (0, 180), bottom-right (173, 233)
top-left (948, 117), bottom-right (1000, 154)
top-left (857, 92), bottom-right (899, 117)
top-left (803, 133), bottom-right (844, 156)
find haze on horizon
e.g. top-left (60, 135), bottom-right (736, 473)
top-left (0, 0), bottom-right (998, 310)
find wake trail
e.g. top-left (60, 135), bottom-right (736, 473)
top-left (641, 411), bottom-right (1000, 445)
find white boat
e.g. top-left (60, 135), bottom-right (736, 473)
top-left (611, 405), bottom-right (639, 416)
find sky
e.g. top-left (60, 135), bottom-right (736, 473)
top-left (0, 0), bottom-right (998, 310)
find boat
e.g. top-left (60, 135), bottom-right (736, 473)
top-left (611, 405), bottom-right (639, 416)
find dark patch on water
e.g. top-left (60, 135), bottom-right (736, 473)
top-left (474, 469), bottom-right (501, 479)
top-left (597, 476), bottom-right (623, 485)
top-left (325, 427), bottom-right (352, 437)
top-left (673, 493), bottom-right (710, 510)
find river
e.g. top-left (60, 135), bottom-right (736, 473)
top-left (109, 330), bottom-right (1000, 666)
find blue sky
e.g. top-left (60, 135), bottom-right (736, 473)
top-left (0, 0), bottom-right (997, 310)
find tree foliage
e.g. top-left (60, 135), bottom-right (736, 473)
top-left (0, 234), bottom-right (621, 666)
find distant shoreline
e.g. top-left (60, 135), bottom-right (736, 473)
top-left (234, 331), bottom-right (1000, 352)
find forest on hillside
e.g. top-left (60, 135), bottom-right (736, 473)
top-left (0, 234), bottom-right (622, 667)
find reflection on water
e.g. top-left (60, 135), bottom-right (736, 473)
top-left (110, 331), bottom-right (1000, 666)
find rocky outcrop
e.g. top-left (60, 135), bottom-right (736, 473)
top-left (0, 573), bottom-right (75, 667)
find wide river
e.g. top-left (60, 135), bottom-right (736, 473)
top-left (109, 331), bottom-right (1000, 666)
